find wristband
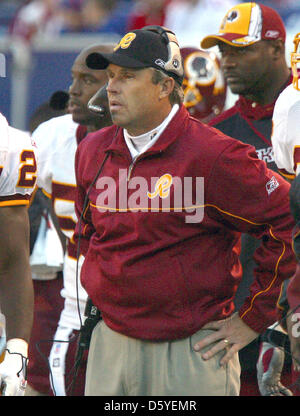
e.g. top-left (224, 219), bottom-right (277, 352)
top-left (260, 329), bottom-right (288, 348)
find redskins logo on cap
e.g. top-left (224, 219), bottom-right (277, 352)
top-left (220, 9), bottom-right (239, 30)
top-left (227, 10), bottom-right (238, 22)
top-left (114, 32), bottom-right (136, 51)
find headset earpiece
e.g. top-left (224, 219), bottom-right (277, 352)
top-left (142, 25), bottom-right (184, 82)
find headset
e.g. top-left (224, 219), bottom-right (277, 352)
top-left (142, 25), bottom-right (184, 85)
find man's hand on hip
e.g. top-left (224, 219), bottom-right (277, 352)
top-left (193, 312), bottom-right (259, 366)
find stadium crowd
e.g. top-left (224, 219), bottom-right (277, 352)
top-left (0, 1), bottom-right (299, 42)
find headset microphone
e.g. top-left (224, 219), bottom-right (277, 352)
top-left (88, 84), bottom-right (108, 116)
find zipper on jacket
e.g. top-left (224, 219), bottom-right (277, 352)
top-left (127, 150), bottom-right (162, 181)
top-left (127, 161), bottom-right (134, 181)
top-left (127, 156), bottom-right (139, 181)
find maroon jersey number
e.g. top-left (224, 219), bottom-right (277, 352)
top-left (17, 150), bottom-right (37, 188)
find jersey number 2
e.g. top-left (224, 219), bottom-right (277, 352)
top-left (17, 150), bottom-right (37, 188)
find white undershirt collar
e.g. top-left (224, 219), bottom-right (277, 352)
top-left (124, 104), bottom-right (179, 159)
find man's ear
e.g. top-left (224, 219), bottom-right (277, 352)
top-left (270, 38), bottom-right (285, 60)
top-left (159, 77), bottom-right (175, 100)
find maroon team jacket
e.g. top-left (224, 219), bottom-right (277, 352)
top-left (74, 105), bottom-right (296, 341)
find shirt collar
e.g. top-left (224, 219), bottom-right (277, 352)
top-left (105, 104), bottom-right (189, 158)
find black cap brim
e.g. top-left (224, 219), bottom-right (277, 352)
top-left (86, 52), bottom-right (149, 70)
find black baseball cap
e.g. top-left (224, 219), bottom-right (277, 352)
top-left (86, 28), bottom-right (184, 85)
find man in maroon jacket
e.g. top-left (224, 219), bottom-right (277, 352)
top-left (74, 26), bottom-right (297, 396)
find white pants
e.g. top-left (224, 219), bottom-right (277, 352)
top-left (48, 325), bottom-right (73, 396)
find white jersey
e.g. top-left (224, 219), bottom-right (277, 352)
top-left (271, 84), bottom-right (300, 178)
top-left (33, 113), bottom-right (87, 329)
top-left (0, 113), bottom-right (37, 206)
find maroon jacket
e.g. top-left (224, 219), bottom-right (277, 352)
top-left (74, 105), bottom-right (296, 341)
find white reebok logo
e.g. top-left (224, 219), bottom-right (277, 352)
top-left (265, 30), bottom-right (279, 39)
top-left (266, 176), bottom-right (279, 195)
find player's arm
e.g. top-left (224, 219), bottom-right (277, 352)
top-left (0, 120), bottom-right (36, 395)
top-left (0, 205), bottom-right (33, 395)
top-left (0, 205), bottom-right (33, 342)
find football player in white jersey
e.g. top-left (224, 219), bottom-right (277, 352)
top-left (271, 32), bottom-right (300, 181)
top-left (257, 32), bottom-right (300, 396)
top-left (0, 112), bottom-right (37, 395)
top-left (25, 43), bottom-right (113, 396)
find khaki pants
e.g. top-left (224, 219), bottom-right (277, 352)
top-left (85, 320), bottom-right (241, 396)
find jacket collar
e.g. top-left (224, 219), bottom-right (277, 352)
top-left (105, 105), bottom-right (190, 159)
top-left (76, 125), bottom-right (88, 144)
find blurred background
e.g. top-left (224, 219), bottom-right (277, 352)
top-left (0, 0), bottom-right (299, 131)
